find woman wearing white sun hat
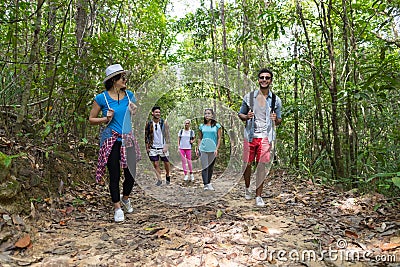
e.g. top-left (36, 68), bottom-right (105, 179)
top-left (89, 63), bottom-right (140, 222)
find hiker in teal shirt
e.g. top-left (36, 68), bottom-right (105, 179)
top-left (196, 108), bottom-right (222, 191)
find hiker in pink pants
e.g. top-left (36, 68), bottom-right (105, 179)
top-left (178, 119), bottom-right (195, 181)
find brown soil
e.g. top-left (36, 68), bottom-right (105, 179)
top-left (1, 165), bottom-right (399, 267)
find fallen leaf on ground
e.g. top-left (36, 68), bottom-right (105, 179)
top-left (15, 234), bottom-right (31, 248)
top-left (259, 226), bottom-right (269, 234)
top-left (12, 215), bottom-right (24, 225)
top-left (216, 209), bottom-right (223, 218)
top-left (344, 229), bottom-right (359, 239)
top-left (156, 228), bottom-right (169, 238)
top-left (380, 243), bottom-right (400, 251)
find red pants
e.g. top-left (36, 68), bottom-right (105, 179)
top-left (243, 137), bottom-right (271, 163)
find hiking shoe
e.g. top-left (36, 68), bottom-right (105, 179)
top-left (245, 188), bottom-right (252, 200)
top-left (114, 208), bottom-right (124, 222)
top-left (255, 196), bottom-right (265, 207)
top-left (166, 176), bottom-right (171, 185)
top-left (203, 185), bottom-right (209, 191)
top-left (207, 184), bottom-right (215, 191)
top-left (184, 175), bottom-right (189, 181)
top-left (121, 198), bottom-right (133, 213)
top-left (190, 174), bottom-right (194, 181)
top-left (156, 180), bottom-right (162, 186)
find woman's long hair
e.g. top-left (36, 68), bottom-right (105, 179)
top-left (104, 73), bottom-right (122, 90)
top-left (203, 108), bottom-right (217, 127)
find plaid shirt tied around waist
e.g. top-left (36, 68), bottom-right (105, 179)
top-left (95, 129), bottom-right (141, 183)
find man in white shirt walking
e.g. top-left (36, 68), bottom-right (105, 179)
top-left (145, 106), bottom-right (171, 186)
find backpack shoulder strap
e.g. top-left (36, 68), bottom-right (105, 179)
top-left (190, 130), bottom-right (194, 138)
top-left (270, 92), bottom-right (276, 113)
top-left (125, 90), bottom-right (132, 103)
top-left (179, 129), bottom-right (183, 137)
top-left (103, 92), bottom-right (111, 109)
top-left (146, 120), bottom-right (152, 132)
top-left (160, 118), bottom-right (164, 130)
top-left (249, 91), bottom-right (255, 111)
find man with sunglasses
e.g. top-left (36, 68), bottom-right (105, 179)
top-left (145, 106), bottom-right (171, 186)
top-left (238, 68), bottom-right (282, 207)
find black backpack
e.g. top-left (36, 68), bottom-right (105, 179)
top-left (179, 129), bottom-right (195, 139)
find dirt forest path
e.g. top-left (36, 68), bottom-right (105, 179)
top-left (1, 168), bottom-right (399, 267)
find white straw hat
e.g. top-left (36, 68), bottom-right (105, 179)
top-left (103, 64), bottom-right (130, 83)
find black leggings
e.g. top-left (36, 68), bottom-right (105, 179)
top-left (107, 141), bottom-right (135, 203)
top-left (200, 151), bottom-right (216, 185)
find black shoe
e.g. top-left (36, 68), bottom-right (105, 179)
top-left (156, 180), bottom-right (162, 186)
top-left (166, 176), bottom-right (171, 185)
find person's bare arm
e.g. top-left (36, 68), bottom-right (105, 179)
top-left (215, 127), bottom-right (222, 157)
top-left (89, 101), bottom-right (112, 125)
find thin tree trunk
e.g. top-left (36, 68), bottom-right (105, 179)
top-left (210, 0), bottom-right (217, 64)
top-left (220, 0), bottom-right (231, 104)
top-left (296, 0), bottom-right (329, 165)
top-left (45, 0), bottom-right (56, 120)
top-left (75, 0), bottom-right (91, 139)
top-left (16, 0), bottom-right (43, 130)
top-left (241, 0), bottom-right (249, 95)
top-left (320, 0), bottom-right (344, 178)
top-left (293, 30), bottom-right (299, 169)
top-left (262, 0), bottom-right (271, 64)
top-left (45, 0), bottom-right (73, 122)
top-left (341, 0), bottom-right (354, 178)
top-left (348, 0), bottom-right (358, 176)
top-left (210, 0), bottom-right (219, 109)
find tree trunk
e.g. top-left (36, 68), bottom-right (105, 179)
top-left (75, 0), bottom-right (90, 139)
top-left (45, 0), bottom-right (73, 123)
top-left (210, 0), bottom-right (219, 107)
top-left (341, 0), bottom-right (356, 177)
top-left (45, 0), bottom-right (56, 120)
top-left (220, 0), bottom-right (231, 104)
top-left (16, 0), bottom-right (43, 131)
top-left (293, 30), bottom-right (299, 169)
top-left (241, 0), bottom-right (249, 95)
top-left (320, 0), bottom-right (344, 178)
top-left (348, 0), bottom-right (358, 176)
top-left (296, 0), bottom-right (329, 168)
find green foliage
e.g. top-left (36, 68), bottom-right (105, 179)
top-left (1, 0), bottom-right (400, 197)
top-left (392, 177), bottom-right (400, 190)
top-left (367, 172), bottom-right (400, 191)
top-left (72, 198), bottom-right (85, 206)
top-left (0, 151), bottom-right (26, 168)
top-left (30, 197), bottom-right (43, 203)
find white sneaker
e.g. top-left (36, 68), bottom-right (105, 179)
top-left (190, 174), bottom-right (194, 181)
top-left (121, 198), bottom-right (133, 213)
top-left (245, 188), bottom-right (252, 200)
top-left (204, 185), bottom-right (209, 191)
top-left (184, 175), bottom-right (189, 181)
top-left (114, 208), bottom-right (124, 222)
top-left (255, 196), bottom-right (265, 207)
top-left (207, 184), bottom-right (215, 191)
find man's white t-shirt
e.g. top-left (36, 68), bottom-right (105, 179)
top-left (152, 121), bottom-right (164, 148)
